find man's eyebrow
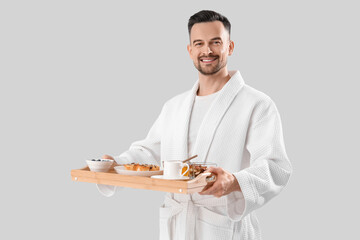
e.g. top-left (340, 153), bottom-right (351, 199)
top-left (192, 39), bottom-right (202, 44)
top-left (210, 37), bottom-right (222, 41)
top-left (192, 37), bottom-right (223, 44)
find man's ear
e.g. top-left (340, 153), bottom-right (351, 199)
top-left (187, 44), bottom-right (192, 59)
top-left (228, 40), bottom-right (235, 56)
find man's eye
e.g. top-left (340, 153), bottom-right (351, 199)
top-left (195, 43), bottom-right (202, 46)
top-left (214, 41), bottom-right (221, 45)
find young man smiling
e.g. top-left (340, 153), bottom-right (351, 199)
top-left (187, 19), bottom-right (234, 96)
top-left (101, 10), bottom-right (292, 240)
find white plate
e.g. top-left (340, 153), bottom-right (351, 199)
top-left (114, 166), bottom-right (163, 177)
top-left (151, 175), bottom-right (189, 180)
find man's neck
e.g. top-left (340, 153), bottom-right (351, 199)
top-left (197, 68), bottom-right (231, 96)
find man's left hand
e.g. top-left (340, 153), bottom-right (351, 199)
top-left (199, 167), bottom-right (241, 198)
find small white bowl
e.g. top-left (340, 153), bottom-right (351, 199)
top-left (86, 159), bottom-right (114, 172)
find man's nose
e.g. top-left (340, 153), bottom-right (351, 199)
top-left (202, 45), bottom-right (213, 55)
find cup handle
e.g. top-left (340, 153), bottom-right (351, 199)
top-left (181, 163), bottom-right (189, 176)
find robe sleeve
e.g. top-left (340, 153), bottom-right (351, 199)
top-left (96, 102), bottom-right (167, 197)
top-left (226, 99), bottom-right (292, 221)
top-left (116, 102), bottom-right (167, 166)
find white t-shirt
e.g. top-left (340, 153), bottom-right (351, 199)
top-left (188, 90), bottom-right (221, 157)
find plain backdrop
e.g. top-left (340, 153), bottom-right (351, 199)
top-left (1, 0), bottom-right (359, 239)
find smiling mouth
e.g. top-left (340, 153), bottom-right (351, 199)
top-left (200, 57), bottom-right (218, 63)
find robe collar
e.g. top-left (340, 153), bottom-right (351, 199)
top-left (173, 70), bottom-right (245, 162)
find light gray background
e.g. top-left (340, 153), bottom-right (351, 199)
top-left (1, 0), bottom-right (359, 239)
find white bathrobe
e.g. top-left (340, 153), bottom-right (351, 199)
top-left (116, 70), bottom-right (292, 240)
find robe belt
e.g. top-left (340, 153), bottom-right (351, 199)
top-left (164, 195), bottom-right (228, 240)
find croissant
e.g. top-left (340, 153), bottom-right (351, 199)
top-left (123, 163), bottom-right (160, 171)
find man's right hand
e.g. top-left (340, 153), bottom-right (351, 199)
top-left (102, 154), bottom-right (118, 168)
top-left (102, 154), bottom-right (114, 160)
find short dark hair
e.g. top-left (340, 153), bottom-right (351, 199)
top-left (188, 10), bottom-right (231, 37)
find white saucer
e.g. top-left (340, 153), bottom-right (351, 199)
top-left (151, 175), bottom-right (189, 180)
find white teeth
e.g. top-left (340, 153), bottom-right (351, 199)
top-left (202, 59), bottom-right (214, 62)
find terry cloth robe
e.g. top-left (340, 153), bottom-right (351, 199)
top-left (114, 70), bottom-right (292, 240)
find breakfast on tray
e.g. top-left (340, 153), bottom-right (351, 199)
top-left (72, 155), bottom-right (217, 194)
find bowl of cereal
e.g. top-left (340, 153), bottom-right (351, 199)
top-left (188, 162), bottom-right (217, 179)
top-left (86, 159), bottom-right (114, 172)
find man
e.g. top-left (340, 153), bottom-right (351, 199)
top-left (101, 10), bottom-right (292, 240)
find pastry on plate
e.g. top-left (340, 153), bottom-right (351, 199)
top-left (123, 163), bottom-right (160, 171)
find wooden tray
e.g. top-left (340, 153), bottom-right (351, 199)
top-left (71, 167), bottom-right (215, 194)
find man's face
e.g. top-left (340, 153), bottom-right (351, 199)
top-left (187, 21), bottom-right (234, 76)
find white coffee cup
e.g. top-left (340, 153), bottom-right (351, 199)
top-left (163, 161), bottom-right (189, 179)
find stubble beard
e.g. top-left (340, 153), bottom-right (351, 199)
top-left (194, 57), bottom-right (227, 76)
